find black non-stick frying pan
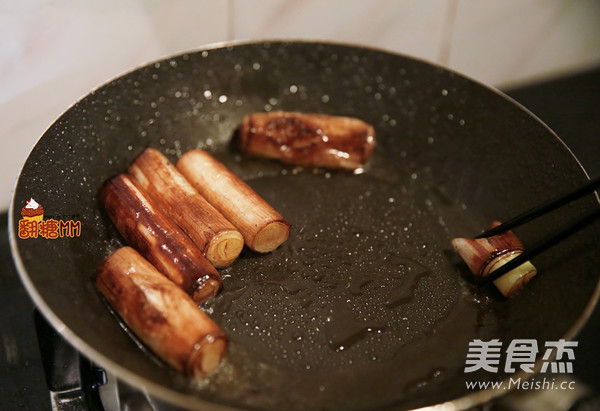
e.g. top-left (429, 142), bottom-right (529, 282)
top-left (10, 41), bottom-right (600, 410)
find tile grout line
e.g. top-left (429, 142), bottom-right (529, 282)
top-left (438, 0), bottom-right (459, 66)
top-left (227, 0), bottom-right (235, 42)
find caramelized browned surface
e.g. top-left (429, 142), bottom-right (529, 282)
top-left (99, 174), bottom-right (221, 302)
top-left (96, 247), bottom-right (227, 377)
top-left (239, 112), bottom-right (375, 170)
top-left (129, 148), bottom-right (243, 268)
top-left (177, 149), bottom-right (290, 253)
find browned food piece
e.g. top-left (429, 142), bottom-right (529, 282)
top-left (100, 174), bottom-right (221, 303)
top-left (451, 221), bottom-right (537, 298)
top-left (96, 246), bottom-right (227, 377)
top-left (129, 148), bottom-right (244, 268)
top-left (177, 149), bottom-right (290, 253)
top-left (239, 111), bottom-right (375, 170)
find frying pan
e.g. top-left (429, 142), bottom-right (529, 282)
top-left (9, 40), bottom-right (600, 410)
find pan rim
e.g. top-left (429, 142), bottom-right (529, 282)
top-left (9, 39), bottom-right (600, 411)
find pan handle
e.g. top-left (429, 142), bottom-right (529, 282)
top-left (34, 310), bottom-right (160, 410)
top-left (34, 310), bottom-right (106, 410)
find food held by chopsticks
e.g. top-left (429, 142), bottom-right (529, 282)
top-left (177, 149), bottom-right (291, 253)
top-left (452, 176), bottom-right (600, 297)
top-left (100, 174), bottom-right (222, 304)
top-left (97, 247), bottom-right (227, 377)
top-left (238, 111), bottom-right (375, 170)
top-left (129, 148), bottom-right (244, 268)
top-left (451, 221), bottom-right (537, 298)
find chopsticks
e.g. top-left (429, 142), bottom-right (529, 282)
top-left (477, 175), bottom-right (600, 238)
top-left (476, 175), bottom-right (600, 283)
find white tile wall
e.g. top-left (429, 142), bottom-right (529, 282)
top-left (449, 0), bottom-right (600, 87)
top-left (0, 0), bottom-right (230, 210)
top-left (232, 0), bottom-right (450, 62)
top-left (1, 0), bottom-right (599, 210)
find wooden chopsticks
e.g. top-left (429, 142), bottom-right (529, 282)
top-left (477, 175), bottom-right (600, 282)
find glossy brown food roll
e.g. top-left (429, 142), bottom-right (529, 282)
top-left (100, 174), bottom-right (221, 303)
top-left (129, 148), bottom-right (244, 268)
top-left (239, 111), bottom-right (376, 170)
top-left (177, 149), bottom-right (290, 253)
top-left (96, 246), bottom-right (227, 377)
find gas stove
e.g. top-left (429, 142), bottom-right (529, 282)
top-left (2, 67), bottom-right (600, 411)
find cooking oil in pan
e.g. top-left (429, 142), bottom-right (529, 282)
top-left (201, 167), bottom-right (496, 410)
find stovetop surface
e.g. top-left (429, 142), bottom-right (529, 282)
top-left (1, 67), bottom-right (599, 410)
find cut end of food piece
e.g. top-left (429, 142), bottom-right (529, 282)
top-left (190, 277), bottom-right (221, 304)
top-left (251, 220), bottom-right (291, 253)
top-left (489, 254), bottom-right (537, 298)
top-left (205, 230), bottom-right (245, 268)
top-left (188, 332), bottom-right (228, 377)
top-left (176, 149), bottom-right (291, 254)
top-left (97, 246), bottom-right (227, 377)
top-left (130, 147), bottom-right (243, 268)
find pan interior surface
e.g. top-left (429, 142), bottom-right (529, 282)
top-left (10, 41), bottom-right (600, 410)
